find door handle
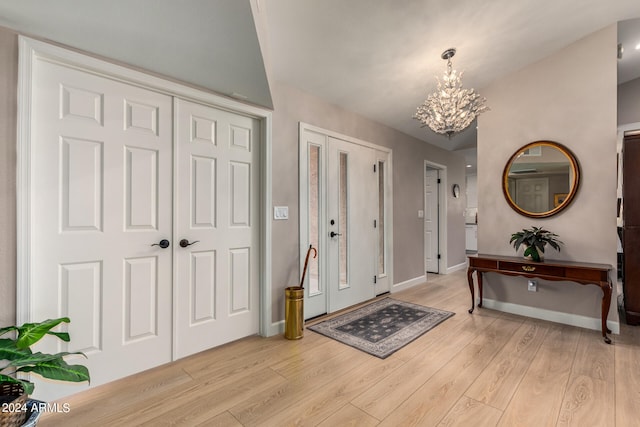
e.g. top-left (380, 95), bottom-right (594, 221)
top-left (329, 231), bottom-right (342, 238)
top-left (179, 239), bottom-right (200, 248)
top-left (151, 239), bottom-right (170, 249)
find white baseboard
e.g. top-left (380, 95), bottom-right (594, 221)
top-left (447, 261), bottom-right (468, 274)
top-left (392, 275), bottom-right (427, 293)
top-left (265, 320), bottom-right (284, 337)
top-left (481, 299), bottom-right (620, 335)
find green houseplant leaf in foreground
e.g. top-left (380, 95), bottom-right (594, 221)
top-left (0, 317), bottom-right (90, 395)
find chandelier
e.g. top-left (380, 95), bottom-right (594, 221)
top-left (414, 48), bottom-right (489, 138)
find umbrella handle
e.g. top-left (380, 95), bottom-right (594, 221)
top-left (299, 245), bottom-right (317, 288)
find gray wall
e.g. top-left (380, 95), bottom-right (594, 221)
top-left (0, 28), bottom-right (467, 327)
top-left (0, 26), bottom-right (17, 328)
top-left (270, 82), bottom-right (467, 321)
top-left (618, 76), bottom-right (640, 126)
top-left (477, 25), bottom-right (618, 324)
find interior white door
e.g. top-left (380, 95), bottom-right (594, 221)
top-left (327, 137), bottom-right (376, 312)
top-left (30, 60), bottom-right (173, 399)
top-left (173, 99), bottom-right (260, 359)
top-left (425, 168), bottom-right (440, 273)
top-left (515, 177), bottom-right (549, 212)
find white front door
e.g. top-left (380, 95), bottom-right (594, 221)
top-left (327, 137), bottom-right (376, 312)
top-left (300, 126), bottom-right (391, 318)
top-left (30, 60), bottom-right (173, 399)
top-left (425, 168), bottom-right (440, 273)
top-left (173, 99), bottom-right (260, 359)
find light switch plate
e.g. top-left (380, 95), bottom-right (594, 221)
top-left (274, 206), bottom-right (288, 220)
top-left (418, 210), bottom-right (424, 218)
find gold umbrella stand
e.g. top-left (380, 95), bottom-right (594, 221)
top-left (285, 245), bottom-right (317, 340)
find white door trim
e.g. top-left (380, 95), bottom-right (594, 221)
top-left (424, 160), bottom-right (448, 275)
top-left (298, 122), bottom-right (393, 314)
top-left (16, 36), bottom-right (275, 336)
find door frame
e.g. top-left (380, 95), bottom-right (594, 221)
top-left (16, 37), bottom-right (276, 337)
top-left (299, 123), bottom-right (393, 316)
top-left (424, 160), bottom-right (448, 275)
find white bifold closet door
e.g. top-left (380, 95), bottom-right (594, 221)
top-left (28, 59), bottom-right (259, 400)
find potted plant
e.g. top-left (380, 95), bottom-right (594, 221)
top-left (509, 226), bottom-right (563, 262)
top-left (0, 317), bottom-right (90, 426)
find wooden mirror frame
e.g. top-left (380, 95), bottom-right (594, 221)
top-left (502, 141), bottom-right (580, 218)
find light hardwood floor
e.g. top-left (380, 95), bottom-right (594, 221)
top-left (40, 271), bottom-right (640, 426)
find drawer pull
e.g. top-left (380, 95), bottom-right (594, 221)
top-left (522, 266), bottom-right (536, 272)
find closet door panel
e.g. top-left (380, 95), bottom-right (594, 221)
top-left (174, 98), bottom-right (260, 359)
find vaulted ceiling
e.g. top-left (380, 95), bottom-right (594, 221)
top-left (0, 0), bottom-right (639, 160)
top-left (264, 0), bottom-right (640, 154)
top-left (0, 0), bottom-right (272, 107)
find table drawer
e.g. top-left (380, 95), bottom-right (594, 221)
top-left (498, 261), bottom-right (565, 277)
top-left (565, 267), bottom-right (608, 283)
top-left (469, 258), bottom-right (498, 269)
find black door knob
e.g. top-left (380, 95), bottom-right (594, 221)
top-left (151, 239), bottom-right (170, 249)
top-left (329, 231), bottom-right (342, 238)
top-left (179, 239), bottom-right (200, 248)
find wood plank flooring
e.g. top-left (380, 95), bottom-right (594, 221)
top-left (40, 271), bottom-right (639, 426)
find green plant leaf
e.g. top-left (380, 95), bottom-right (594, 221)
top-left (511, 235), bottom-right (526, 250)
top-left (17, 358), bottom-right (90, 384)
top-left (547, 240), bottom-right (562, 251)
top-left (16, 317), bottom-right (71, 349)
top-left (8, 351), bottom-right (86, 368)
top-left (0, 373), bottom-right (17, 383)
top-left (524, 245), bottom-right (541, 262)
top-left (0, 375), bottom-right (34, 395)
top-left (47, 331), bottom-right (71, 342)
top-left (0, 338), bottom-right (33, 361)
top-left (0, 326), bottom-right (18, 337)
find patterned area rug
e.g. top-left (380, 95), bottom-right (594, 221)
top-left (308, 298), bottom-right (454, 359)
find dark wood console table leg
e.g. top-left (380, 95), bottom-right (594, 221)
top-left (600, 280), bottom-right (612, 344)
top-left (477, 272), bottom-right (483, 308)
top-left (467, 268), bottom-right (484, 314)
top-left (467, 268), bottom-right (475, 314)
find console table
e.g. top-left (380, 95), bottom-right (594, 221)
top-left (467, 254), bottom-right (613, 344)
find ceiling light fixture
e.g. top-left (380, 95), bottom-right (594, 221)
top-left (414, 48), bottom-right (489, 138)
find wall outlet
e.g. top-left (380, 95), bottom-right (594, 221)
top-left (527, 280), bottom-right (537, 292)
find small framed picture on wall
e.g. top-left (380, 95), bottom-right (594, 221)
top-left (554, 193), bottom-right (568, 208)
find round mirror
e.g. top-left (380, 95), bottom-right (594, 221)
top-left (502, 141), bottom-right (580, 218)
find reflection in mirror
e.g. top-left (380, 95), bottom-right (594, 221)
top-left (503, 141), bottom-right (579, 218)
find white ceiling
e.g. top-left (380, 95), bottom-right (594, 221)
top-left (0, 0), bottom-right (273, 108)
top-left (0, 0), bottom-right (639, 169)
top-left (618, 17), bottom-right (640, 83)
top-left (263, 0), bottom-right (640, 163)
